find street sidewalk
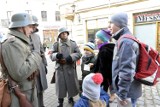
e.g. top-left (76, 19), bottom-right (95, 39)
top-left (43, 53), bottom-right (160, 107)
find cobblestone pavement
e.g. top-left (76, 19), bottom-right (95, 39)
top-left (43, 53), bottom-right (160, 107)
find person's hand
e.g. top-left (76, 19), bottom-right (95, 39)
top-left (116, 94), bottom-right (128, 106)
top-left (65, 55), bottom-right (73, 63)
top-left (119, 100), bottom-right (128, 106)
top-left (56, 53), bottom-right (63, 59)
top-left (89, 63), bottom-right (94, 68)
top-left (27, 70), bottom-right (39, 81)
top-left (48, 50), bottom-right (53, 55)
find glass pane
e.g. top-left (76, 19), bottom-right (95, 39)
top-left (87, 20), bottom-right (96, 29)
top-left (97, 18), bottom-right (108, 28)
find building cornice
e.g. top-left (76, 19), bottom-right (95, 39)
top-left (75, 0), bottom-right (148, 14)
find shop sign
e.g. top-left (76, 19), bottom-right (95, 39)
top-left (134, 10), bottom-right (160, 23)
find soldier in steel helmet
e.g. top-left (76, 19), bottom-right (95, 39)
top-left (30, 15), bottom-right (48, 107)
top-left (50, 27), bottom-right (82, 107)
top-left (1, 13), bottom-right (41, 107)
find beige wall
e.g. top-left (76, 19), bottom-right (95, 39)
top-left (68, 0), bottom-right (160, 44)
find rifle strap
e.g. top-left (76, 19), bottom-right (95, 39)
top-left (58, 39), bottom-right (72, 54)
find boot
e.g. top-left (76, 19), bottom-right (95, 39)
top-left (68, 97), bottom-right (75, 106)
top-left (57, 98), bottom-right (64, 107)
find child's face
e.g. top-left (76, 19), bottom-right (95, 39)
top-left (84, 49), bottom-right (92, 55)
top-left (95, 37), bottom-right (103, 45)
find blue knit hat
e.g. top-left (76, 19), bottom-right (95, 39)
top-left (110, 12), bottom-right (128, 28)
top-left (84, 42), bottom-right (95, 53)
top-left (95, 30), bottom-right (111, 42)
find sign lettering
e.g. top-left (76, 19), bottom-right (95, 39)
top-left (134, 10), bottom-right (160, 23)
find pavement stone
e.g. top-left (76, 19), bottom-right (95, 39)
top-left (43, 52), bottom-right (160, 107)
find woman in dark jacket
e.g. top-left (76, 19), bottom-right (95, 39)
top-left (93, 29), bottom-right (115, 102)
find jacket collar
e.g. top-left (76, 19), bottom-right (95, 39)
top-left (59, 39), bottom-right (71, 47)
top-left (8, 30), bottom-right (30, 44)
top-left (112, 27), bottom-right (131, 40)
top-left (81, 95), bottom-right (89, 100)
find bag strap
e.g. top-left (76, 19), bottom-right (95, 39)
top-left (120, 34), bottom-right (151, 51)
top-left (120, 34), bottom-right (139, 42)
top-left (117, 34), bottom-right (140, 49)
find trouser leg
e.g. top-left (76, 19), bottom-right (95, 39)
top-left (38, 92), bottom-right (44, 107)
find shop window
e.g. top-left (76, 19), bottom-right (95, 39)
top-left (87, 20), bottom-right (97, 29)
top-left (88, 28), bottom-right (107, 42)
top-left (134, 24), bottom-right (156, 49)
top-left (97, 18), bottom-right (108, 28)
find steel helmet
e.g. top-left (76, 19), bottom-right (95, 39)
top-left (58, 27), bottom-right (69, 38)
top-left (9, 13), bottom-right (34, 28)
top-left (32, 15), bottom-right (38, 26)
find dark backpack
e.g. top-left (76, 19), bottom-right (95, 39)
top-left (118, 35), bottom-right (160, 86)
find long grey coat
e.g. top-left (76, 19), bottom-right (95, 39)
top-left (50, 39), bottom-right (82, 98)
top-left (30, 33), bottom-right (48, 93)
top-left (2, 30), bottom-right (41, 107)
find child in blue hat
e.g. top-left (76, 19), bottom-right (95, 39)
top-left (81, 42), bottom-right (97, 79)
top-left (79, 42), bottom-right (97, 96)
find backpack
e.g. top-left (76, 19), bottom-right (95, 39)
top-left (118, 34), bottom-right (160, 86)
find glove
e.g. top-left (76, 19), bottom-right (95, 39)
top-left (58, 59), bottom-right (66, 64)
top-left (56, 53), bottom-right (63, 59)
top-left (65, 55), bottom-right (73, 64)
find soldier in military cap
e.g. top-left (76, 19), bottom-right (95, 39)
top-left (50, 27), bottom-right (82, 107)
top-left (30, 15), bottom-right (48, 107)
top-left (1, 13), bottom-right (41, 107)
